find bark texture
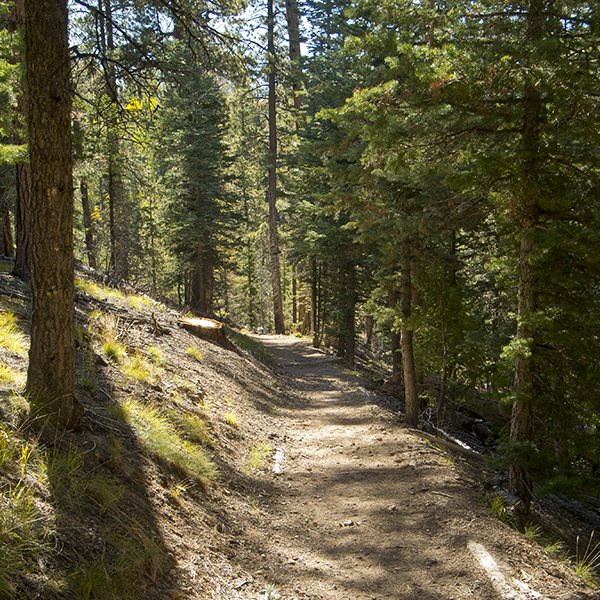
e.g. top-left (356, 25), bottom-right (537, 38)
top-left (344, 261), bottom-right (356, 365)
top-left (509, 0), bottom-right (544, 515)
top-left (1, 210), bottom-right (13, 257)
top-left (100, 0), bottom-right (129, 280)
top-left (12, 0), bottom-right (32, 280)
top-left (190, 260), bottom-right (214, 315)
top-left (388, 286), bottom-right (401, 376)
top-left (25, 0), bottom-right (83, 429)
top-left (267, 0), bottom-right (285, 334)
top-left (401, 236), bottom-right (419, 427)
top-left (80, 179), bottom-right (97, 269)
top-left (286, 0), bottom-right (302, 116)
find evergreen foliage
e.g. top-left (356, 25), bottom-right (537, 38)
top-left (2, 0), bottom-right (600, 505)
top-left (158, 57), bottom-right (236, 313)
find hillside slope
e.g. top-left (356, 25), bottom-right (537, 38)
top-left (0, 271), bottom-right (598, 600)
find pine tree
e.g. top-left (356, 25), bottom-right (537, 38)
top-left (158, 59), bottom-right (235, 314)
top-left (25, 0), bottom-right (83, 428)
top-left (328, 0), bottom-right (600, 506)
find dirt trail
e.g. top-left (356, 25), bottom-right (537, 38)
top-left (233, 335), bottom-right (582, 600)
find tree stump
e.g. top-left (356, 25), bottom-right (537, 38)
top-left (178, 317), bottom-right (239, 353)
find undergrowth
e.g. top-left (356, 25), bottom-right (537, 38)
top-left (0, 403), bottom-right (172, 600)
top-left (242, 440), bottom-right (271, 474)
top-left (574, 532), bottom-right (600, 586)
top-left (0, 312), bottom-right (27, 356)
top-left (0, 422), bottom-right (67, 598)
top-left (485, 491), bottom-right (600, 585)
top-left (0, 312), bottom-right (27, 387)
top-left (186, 346), bottom-right (203, 363)
top-left (122, 351), bottom-right (161, 384)
top-left (109, 398), bottom-right (218, 485)
top-left (76, 278), bottom-right (127, 305)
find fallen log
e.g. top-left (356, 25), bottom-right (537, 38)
top-left (178, 317), bottom-right (239, 354)
top-left (406, 427), bottom-right (485, 461)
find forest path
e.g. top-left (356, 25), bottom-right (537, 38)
top-left (238, 334), bottom-right (568, 600)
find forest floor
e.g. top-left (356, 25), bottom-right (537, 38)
top-left (0, 269), bottom-right (599, 600)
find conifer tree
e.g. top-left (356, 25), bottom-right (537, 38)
top-left (330, 0), bottom-right (600, 506)
top-left (158, 60), bottom-right (235, 314)
top-left (25, 0), bottom-right (83, 428)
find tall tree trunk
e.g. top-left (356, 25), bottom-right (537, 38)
top-left (101, 0), bottom-right (128, 280)
top-left (267, 0), bottom-right (285, 334)
top-left (316, 262), bottom-right (325, 347)
top-left (311, 259), bottom-right (320, 347)
top-left (1, 209), bottom-right (14, 258)
top-left (11, 0), bottom-right (31, 280)
top-left (344, 260), bottom-right (356, 365)
top-left (388, 286), bottom-right (401, 376)
top-left (286, 0), bottom-right (302, 118)
top-left (401, 236), bottom-right (419, 427)
top-left (190, 259), bottom-right (214, 315)
top-left (80, 179), bottom-right (97, 269)
top-left (25, 0), bottom-right (83, 429)
top-left (292, 263), bottom-right (297, 325)
top-left (509, 0), bottom-right (544, 517)
top-left (13, 161), bottom-right (31, 278)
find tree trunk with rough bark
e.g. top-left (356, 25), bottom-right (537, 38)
top-left (11, 0), bottom-right (32, 280)
top-left (311, 259), bottom-right (320, 347)
top-left (267, 0), bottom-right (285, 334)
top-left (25, 0), bottom-right (83, 429)
top-left (286, 0), bottom-right (302, 117)
top-left (190, 260), bottom-right (214, 315)
top-left (80, 179), bottom-right (97, 269)
top-left (388, 286), bottom-right (401, 377)
top-left (509, 0), bottom-right (544, 517)
top-left (100, 0), bottom-right (129, 280)
top-left (401, 236), bottom-right (419, 427)
top-left (1, 210), bottom-right (13, 258)
top-left (344, 261), bottom-right (356, 365)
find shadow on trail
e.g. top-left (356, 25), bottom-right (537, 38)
top-left (245, 335), bottom-right (489, 600)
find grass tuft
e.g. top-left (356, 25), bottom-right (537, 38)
top-left (230, 332), bottom-right (273, 361)
top-left (545, 540), bottom-right (565, 556)
top-left (523, 523), bottom-right (543, 542)
top-left (573, 531), bottom-right (600, 586)
top-left (180, 414), bottom-right (213, 446)
top-left (147, 346), bottom-right (165, 366)
top-left (85, 475), bottom-right (125, 513)
top-left (0, 427), bottom-right (67, 597)
top-left (224, 411), bottom-right (239, 428)
top-left (242, 440), bottom-right (271, 474)
top-left (76, 278), bottom-right (127, 305)
top-left (0, 312), bottom-right (27, 356)
top-left (117, 398), bottom-right (218, 484)
top-left (186, 346), bottom-right (203, 363)
top-left (128, 294), bottom-right (153, 310)
top-left (122, 351), bottom-right (160, 384)
top-left (0, 363), bottom-right (26, 387)
top-left (103, 340), bottom-right (127, 363)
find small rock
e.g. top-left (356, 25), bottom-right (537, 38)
top-left (95, 353), bottom-right (109, 366)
